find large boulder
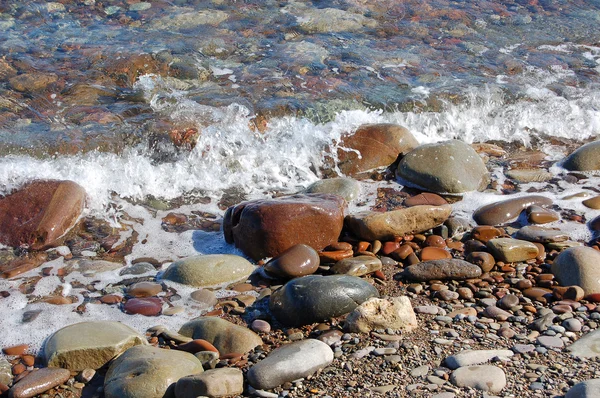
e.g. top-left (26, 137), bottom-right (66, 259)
top-left (104, 345), bottom-right (203, 398)
top-left (223, 194), bottom-right (346, 260)
top-left (336, 123), bottom-right (419, 175)
top-left (269, 274), bottom-right (379, 326)
top-left (43, 321), bottom-right (147, 371)
top-left (551, 247), bottom-right (600, 296)
top-left (397, 140), bottom-right (489, 194)
top-left (178, 317), bottom-right (262, 355)
top-left (0, 180), bottom-right (86, 249)
top-left (345, 204), bottom-right (452, 241)
top-left (563, 141), bottom-right (600, 171)
top-left (162, 254), bottom-right (255, 287)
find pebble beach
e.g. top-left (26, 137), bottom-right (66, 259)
top-left (2, 1), bottom-right (600, 398)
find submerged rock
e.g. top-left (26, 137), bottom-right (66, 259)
top-left (303, 177), bottom-right (360, 202)
top-left (397, 140), bottom-right (489, 194)
top-left (223, 194), bottom-right (346, 260)
top-left (269, 275), bottom-right (379, 326)
top-left (0, 180), bottom-right (86, 250)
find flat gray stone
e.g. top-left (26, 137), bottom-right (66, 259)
top-left (174, 368), bottom-right (243, 398)
top-left (450, 365), bottom-right (506, 393)
top-left (43, 321), bottom-right (147, 371)
top-left (568, 329), bottom-right (600, 359)
top-left (397, 140), bottom-right (489, 194)
top-left (162, 254), bottom-right (255, 287)
top-left (537, 335), bottom-right (564, 349)
top-left (178, 317), bottom-right (263, 355)
top-left (514, 226), bottom-right (569, 243)
top-left (104, 345), bottom-right (203, 398)
top-left (566, 378), bottom-right (600, 398)
top-left (444, 349), bottom-right (514, 370)
top-left (247, 339), bottom-right (333, 390)
top-left (403, 259), bottom-right (482, 282)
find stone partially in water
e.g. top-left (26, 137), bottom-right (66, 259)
top-left (563, 141), bottom-right (600, 171)
top-left (514, 226), bottom-right (569, 243)
top-left (223, 194), bottom-right (346, 261)
top-left (0, 180), bottom-right (86, 250)
top-left (269, 275), bottom-right (379, 326)
top-left (336, 123), bottom-right (418, 176)
top-left (178, 317), bottom-right (262, 355)
top-left (264, 244), bottom-right (320, 279)
top-left (345, 205), bottom-right (452, 241)
top-left (473, 195), bottom-right (553, 225)
top-left (104, 345), bottom-right (203, 398)
top-left (246, 339), bottom-right (333, 390)
top-left (43, 321), bottom-right (147, 371)
top-left (303, 178), bottom-right (360, 202)
top-left (397, 140), bottom-right (489, 194)
top-left (403, 259), bottom-right (482, 282)
top-left (162, 254), bottom-right (255, 287)
top-left (551, 247), bottom-right (600, 296)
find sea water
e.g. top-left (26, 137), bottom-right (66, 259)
top-left (1, 0), bottom-right (600, 351)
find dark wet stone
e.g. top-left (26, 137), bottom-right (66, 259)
top-left (123, 297), bottom-right (162, 316)
top-left (223, 194), bottom-right (346, 261)
top-left (264, 244), bottom-right (320, 279)
top-left (526, 205), bottom-right (560, 224)
top-left (403, 259), bottom-right (482, 282)
top-left (269, 275), bottom-right (379, 326)
top-left (514, 226), bottom-right (569, 243)
top-left (563, 141), bottom-right (600, 171)
top-left (466, 252), bottom-right (495, 272)
top-left (0, 180), bottom-right (86, 250)
top-left (473, 195), bottom-right (553, 225)
top-left (336, 123), bottom-right (418, 176)
top-left (397, 140), bottom-right (489, 194)
top-left (8, 368), bottom-right (70, 398)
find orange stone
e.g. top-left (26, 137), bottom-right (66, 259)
top-left (424, 235), bottom-right (446, 248)
top-left (100, 294), bottom-right (122, 304)
top-left (175, 339), bottom-right (219, 355)
top-left (2, 344), bottom-right (28, 356)
top-left (419, 247), bottom-right (451, 261)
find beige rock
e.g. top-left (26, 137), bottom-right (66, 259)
top-left (345, 204), bottom-right (452, 241)
top-left (178, 317), bottom-right (262, 355)
top-left (162, 254), bottom-right (255, 287)
top-left (486, 238), bottom-right (538, 263)
top-left (175, 368), bottom-right (243, 398)
top-left (331, 256), bottom-right (382, 276)
top-left (551, 247), bottom-right (600, 295)
top-left (345, 297), bottom-right (418, 333)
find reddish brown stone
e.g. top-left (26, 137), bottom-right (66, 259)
top-left (473, 195), bottom-right (553, 226)
top-left (223, 194), bottom-right (346, 260)
top-left (336, 123), bottom-right (418, 176)
top-left (424, 235), bottom-right (446, 248)
top-left (419, 247), bottom-right (451, 261)
top-left (523, 287), bottom-right (553, 304)
top-left (472, 226), bottom-right (503, 243)
top-left (175, 339), bottom-right (219, 355)
top-left (0, 382), bottom-right (8, 394)
top-left (0, 180), bottom-right (86, 250)
top-left (1, 253), bottom-right (48, 279)
top-left (319, 249), bottom-right (353, 263)
top-left (2, 344), bottom-right (28, 356)
top-left (123, 297), bottom-right (162, 316)
top-left (100, 294), bottom-right (123, 304)
top-left (404, 193), bottom-right (448, 207)
top-left (466, 251), bottom-right (496, 272)
top-left (42, 296), bottom-right (72, 305)
top-left (126, 282), bottom-right (163, 298)
top-left (21, 355), bottom-right (35, 367)
top-left (7, 367), bottom-right (70, 398)
top-left (527, 205), bottom-right (560, 224)
top-left (391, 245), bottom-right (414, 261)
top-left (382, 241), bottom-right (401, 255)
top-left (12, 363), bottom-right (26, 375)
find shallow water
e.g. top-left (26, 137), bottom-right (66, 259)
top-left (2, 0), bottom-right (600, 351)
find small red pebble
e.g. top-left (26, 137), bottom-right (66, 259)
top-left (2, 344), bottom-right (28, 356)
top-left (373, 270), bottom-right (386, 280)
top-left (12, 363), bottom-right (26, 375)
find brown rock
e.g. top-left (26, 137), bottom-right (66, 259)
top-left (403, 259), bottom-right (482, 281)
top-left (419, 247), bottom-right (451, 261)
top-left (527, 205), bottom-right (560, 224)
top-left (523, 287), bottom-right (553, 304)
top-left (264, 244), bottom-right (319, 278)
top-left (424, 235), bottom-right (446, 248)
top-left (223, 194), bottom-right (346, 260)
top-left (473, 195), bottom-right (553, 225)
top-left (2, 344), bottom-right (28, 356)
top-left (175, 339), bottom-right (219, 355)
top-left (466, 252), bottom-right (495, 272)
top-left (336, 123), bottom-right (418, 175)
top-left (9, 72), bottom-right (58, 92)
top-left (0, 180), bottom-right (86, 250)
top-left (8, 367), bottom-right (70, 398)
top-left (0, 253), bottom-right (48, 279)
top-left (471, 226), bottom-right (503, 243)
top-left (126, 282), bottom-right (162, 298)
top-left (100, 295), bottom-right (123, 304)
top-left (404, 193), bottom-right (448, 207)
top-left (123, 297), bottom-right (162, 316)
top-left (583, 196), bottom-right (600, 209)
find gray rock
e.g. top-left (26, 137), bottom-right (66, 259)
top-left (247, 339), bottom-right (333, 390)
top-left (174, 368), bottom-right (243, 398)
top-left (563, 141), bottom-right (600, 171)
top-left (568, 329), bottom-right (600, 359)
top-left (43, 321), bottom-right (147, 371)
top-left (473, 195), bottom-right (553, 225)
top-left (486, 238), bottom-right (539, 263)
top-left (537, 335), bottom-right (564, 349)
top-left (269, 274), bottom-right (379, 326)
top-left (410, 365), bottom-right (430, 377)
top-left (293, 7), bottom-right (377, 33)
top-left (0, 358), bottom-right (11, 385)
top-left (178, 317), bottom-right (262, 355)
top-left (397, 140), bottom-right (489, 194)
top-left (345, 296), bottom-right (418, 333)
top-left (551, 247), bottom-right (600, 295)
top-left (514, 226), bottom-right (569, 243)
top-left (162, 254), bottom-right (255, 287)
top-left (566, 378), bottom-right (600, 398)
top-left (506, 168), bottom-right (553, 183)
top-left (331, 255), bottom-right (382, 277)
top-left (304, 178), bottom-right (360, 202)
top-left (450, 365), bottom-right (506, 393)
top-left (403, 259), bottom-right (482, 282)
top-left (444, 349), bottom-right (514, 370)
top-left (345, 205), bottom-right (452, 241)
top-left (104, 345), bottom-right (203, 398)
